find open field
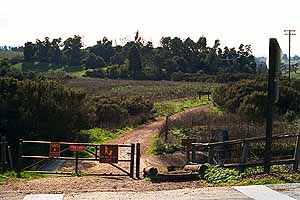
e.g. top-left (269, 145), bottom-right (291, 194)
top-left (63, 77), bottom-right (217, 102)
top-left (0, 51), bottom-right (23, 60)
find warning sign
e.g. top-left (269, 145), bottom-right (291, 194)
top-left (69, 145), bottom-right (85, 152)
top-left (99, 145), bottom-right (118, 163)
top-left (49, 142), bottom-right (60, 157)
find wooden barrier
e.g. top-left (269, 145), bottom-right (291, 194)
top-left (189, 133), bottom-right (300, 173)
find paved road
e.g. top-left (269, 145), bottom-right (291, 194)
top-left (16, 184), bottom-right (300, 200)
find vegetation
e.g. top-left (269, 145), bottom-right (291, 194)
top-left (0, 171), bottom-right (47, 185)
top-left (214, 79), bottom-right (300, 121)
top-left (63, 78), bottom-right (216, 101)
top-left (79, 127), bottom-right (132, 144)
top-left (154, 96), bottom-right (212, 117)
top-left (10, 31), bottom-right (256, 80)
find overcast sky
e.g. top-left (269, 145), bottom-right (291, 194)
top-left (1, 0), bottom-right (299, 56)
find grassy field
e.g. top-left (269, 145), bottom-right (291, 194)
top-left (154, 96), bottom-right (212, 116)
top-left (63, 77), bottom-right (217, 102)
top-left (0, 51), bottom-right (23, 61)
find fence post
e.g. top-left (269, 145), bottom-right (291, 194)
top-left (17, 139), bottom-right (23, 178)
top-left (130, 143), bottom-right (135, 178)
top-left (186, 147), bottom-right (190, 163)
top-left (240, 143), bottom-right (249, 173)
top-left (95, 146), bottom-right (98, 160)
top-left (75, 151), bottom-right (79, 176)
top-left (136, 143), bottom-right (140, 179)
top-left (191, 144), bottom-right (196, 163)
top-left (208, 146), bottom-right (214, 164)
top-left (165, 116), bottom-right (169, 143)
top-left (293, 136), bottom-right (300, 172)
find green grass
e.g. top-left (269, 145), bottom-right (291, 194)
top-left (67, 69), bottom-right (90, 77)
top-left (0, 171), bottom-right (48, 185)
top-left (0, 51), bottom-right (23, 60)
top-left (154, 96), bottom-right (212, 117)
top-left (80, 127), bottom-right (132, 144)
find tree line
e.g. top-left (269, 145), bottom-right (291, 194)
top-left (22, 32), bottom-right (256, 80)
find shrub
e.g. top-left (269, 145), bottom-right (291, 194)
top-left (214, 79), bottom-right (300, 121)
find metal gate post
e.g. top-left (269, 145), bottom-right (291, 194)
top-left (136, 143), bottom-right (140, 179)
top-left (130, 143), bottom-right (135, 178)
top-left (75, 151), bottom-right (79, 176)
top-left (17, 139), bottom-right (23, 178)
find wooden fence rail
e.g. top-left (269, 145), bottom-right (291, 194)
top-left (188, 133), bottom-right (300, 173)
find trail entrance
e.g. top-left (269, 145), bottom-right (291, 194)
top-left (17, 139), bottom-right (140, 179)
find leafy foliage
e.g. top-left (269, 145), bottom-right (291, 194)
top-left (214, 79), bottom-right (300, 121)
top-left (0, 77), bottom-right (89, 143)
top-left (202, 165), bottom-right (241, 184)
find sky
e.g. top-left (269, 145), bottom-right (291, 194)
top-left (1, 0), bottom-right (300, 57)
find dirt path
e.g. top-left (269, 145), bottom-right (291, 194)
top-left (108, 104), bottom-right (213, 172)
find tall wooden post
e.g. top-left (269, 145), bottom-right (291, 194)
top-left (264, 38), bottom-right (281, 174)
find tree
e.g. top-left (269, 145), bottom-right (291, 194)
top-left (24, 42), bottom-right (35, 62)
top-left (62, 35), bottom-right (83, 66)
top-left (128, 45), bottom-right (142, 79)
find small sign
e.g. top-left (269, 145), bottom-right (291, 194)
top-left (181, 139), bottom-right (196, 147)
top-left (100, 145), bottom-right (118, 163)
top-left (69, 145), bottom-right (85, 152)
top-left (49, 142), bottom-right (60, 157)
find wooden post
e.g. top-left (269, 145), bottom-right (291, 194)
top-left (17, 139), bottom-right (23, 178)
top-left (136, 143), bottom-right (141, 179)
top-left (75, 151), bottom-right (79, 176)
top-left (207, 91), bottom-right (210, 100)
top-left (293, 136), bottom-right (300, 172)
top-left (208, 146), bottom-right (214, 164)
top-left (186, 146), bottom-right (190, 163)
top-left (240, 143), bottom-right (249, 173)
top-left (165, 116), bottom-right (169, 143)
top-left (191, 144), bottom-right (196, 163)
top-left (95, 146), bottom-right (98, 160)
top-left (264, 38), bottom-right (280, 174)
top-left (130, 143), bottom-right (135, 178)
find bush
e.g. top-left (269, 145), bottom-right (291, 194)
top-left (0, 77), bottom-right (89, 142)
top-left (202, 164), bottom-right (241, 184)
top-left (214, 79), bottom-right (300, 121)
top-left (95, 96), bottom-right (154, 128)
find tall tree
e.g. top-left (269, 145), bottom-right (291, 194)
top-left (128, 45), bottom-right (142, 79)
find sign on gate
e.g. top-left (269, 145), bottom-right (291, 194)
top-left (69, 145), bottom-right (85, 152)
top-left (49, 142), bottom-right (60, 157)
top-left (100, 145), bottom-right (118, 163)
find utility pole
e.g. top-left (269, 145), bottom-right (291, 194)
top-left (284, 29), bottom-right (296, 83)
